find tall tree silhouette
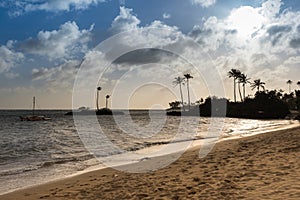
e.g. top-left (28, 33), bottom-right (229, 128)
top-left (105, 95), bottom-right (110, 109)
top-left (239, 73), bottom-right (250, 101)
top-left (96, 87), bottom-right (102, 111)
top-left (236, 71), bottom-right (243, 102)
top-left (228, 69), bottom-right (241, 102)
top-left (251, 79), bottom-right (265, 92)
top-left (287, 80), bottom-right (293, 93)
top-left (184, 73), bottom-right (193, 110)
top-left (173, 76), bottom-right (185, 111)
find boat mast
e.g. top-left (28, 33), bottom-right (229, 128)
top-left (33, 96), bottom-right (36, 116)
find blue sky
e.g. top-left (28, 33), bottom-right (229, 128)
top-left (0, 0), bottom-right (300, 109)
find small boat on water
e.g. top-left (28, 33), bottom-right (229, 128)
top-left (20, 97), bottom-right (51, 121)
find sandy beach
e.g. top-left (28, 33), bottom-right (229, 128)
top-left (1, 126), bottom-right (299, 200)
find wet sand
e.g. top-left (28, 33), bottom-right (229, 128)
top-left (1, 127), bottom-right (299, 199)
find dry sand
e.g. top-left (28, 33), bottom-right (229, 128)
top-left (1, 127), bottom-right (299, 200)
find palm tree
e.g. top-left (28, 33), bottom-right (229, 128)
top-left (287, 80), bottom-right (293, 93)
top-left (236, 71), bottom-right (243, 102)
top-left (238, 73), bottom-right (250, 101)
top-left (184, 73), bottom-right (193, 110)
top-left (96, 86), bottom-right (102, 111)
top-left (251, 79), bottom-right (265, 92)
top-left (105, 95), bottom-right (110, 109)
top-left (228, 69), bottom-right (241, 102)
top-left (173, 76), bottom-right (185, 111)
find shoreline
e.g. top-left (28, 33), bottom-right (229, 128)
top-left (1, 120), bottom-right (298, 195)
top-left (1, 125), bottom-right (300, 199)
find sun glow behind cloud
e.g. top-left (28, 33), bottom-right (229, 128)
top-left (227, 6), bottom-right (265, 39)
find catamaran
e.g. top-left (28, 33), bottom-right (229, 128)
top-left (20, 96), bottom-right (51, 121)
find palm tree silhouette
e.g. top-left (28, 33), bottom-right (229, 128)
top-left (105, 95), bottom-right (110, 109)
top-left (251, 79), bottom-right (265, 92)
top-left (238, 73), bottom-right (250, 101)
top-left (287, 80), bottom-right (293, 93)
top-left (173, 76), bottom-right (186, 111)
top-left (184, 73), bottom-right (193, 110)
top-left (96, 87), bottom-right (102, 111)
top-left (228, 69), bottom-right (241, 102)
top-left (236, 71), bottom-right (243, 102)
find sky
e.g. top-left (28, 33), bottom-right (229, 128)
top-left (0, 0), bottom-right (300, 109)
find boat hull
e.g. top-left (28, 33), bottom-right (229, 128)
top-left (20, 116), bottom-right (51, 121)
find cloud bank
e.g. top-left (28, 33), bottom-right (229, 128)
top-left (0, 41), bottom-right (24, 78)
top-left (1, 0), bottom-right (106, 16)
top-left (20, 21), bottom-right (94, 60)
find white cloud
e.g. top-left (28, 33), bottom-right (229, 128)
top-left (259, 0), bottom-right (282, 20)
top-left (111, 6), bottom-right (141, 32)
top-left (163, 13), bottom-right (171, 19)
top-left (0, 41), bottom-right (24, 77)
top-left (2, 0), bottom-right (106, 16)
top-left (110, 7), bottom-right (184, 49)
top-left (20, 21), bottom-right (94, 60)
top-left (190, 0), bottom-right (217, 8)
top-left (284, 56), bottom-right (300, 65)
top-left (31, 59), bottom-right (81, 90)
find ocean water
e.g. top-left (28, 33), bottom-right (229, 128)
top-left (0, 110), bottom-right (298, 194)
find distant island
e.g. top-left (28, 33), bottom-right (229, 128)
top-left (65, 87), bottom-right (123, 116)
top-left (65, 108), bottom-right (124, 116)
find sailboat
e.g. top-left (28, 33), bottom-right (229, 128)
top-left (20, 96), bottom-right (51, 121)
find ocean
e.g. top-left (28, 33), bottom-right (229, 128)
top-left (0, 110), bottom-right (298, 194)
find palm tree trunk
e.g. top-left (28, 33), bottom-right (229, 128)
top-left (96, 91), bottom-right (100, 111)
top-left (187, 80), bottom-right (191, 110)
top-left (243, 84), bottom-right (246, 101)
top-left (238, 82), bottom-right (243, 102)
top-left (233, 78), bottom-right (236, 102)
top-left (106, 98), bottom-right (108, 109)
top-left (179, 84), bottom-right (185, 111)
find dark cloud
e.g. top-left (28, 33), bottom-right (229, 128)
top-left (267, 25), bottom-right (292, 46)
top-left (224, 29), bottom-right (237, 35)
top-left (113, 48), bottom-right (176, 65)
top-left (289, 38), bottom-right (300, 49)
top-left (19, 38), bottom-right (43, 52)
top-left (267, 25), bottom-right (292, 35)
top-left (188, 27), bottom-right (213, 38)
top-left (297, 25), bottom-right (300, 33)
top-left (188, 26), bottom-right (214, 46)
